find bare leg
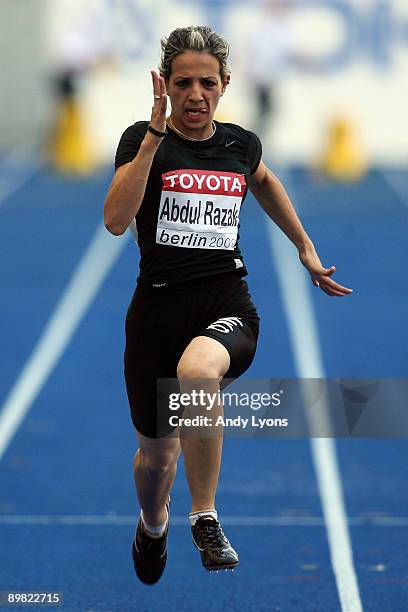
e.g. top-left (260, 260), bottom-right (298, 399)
top-left (133, 433), bottom-right (181, 526)
top-left (177, 336), bottom-right (230, 512)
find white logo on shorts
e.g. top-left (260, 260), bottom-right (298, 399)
top-left (206, 316), bottom-right (243, 334)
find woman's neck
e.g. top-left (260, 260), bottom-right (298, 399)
top-left (167, 116), bottom-right (216, 141)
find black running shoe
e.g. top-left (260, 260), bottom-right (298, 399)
top-left (132, 499), bottom-right (170, 585)
top-left (191, 516), bottom-right (239, 571)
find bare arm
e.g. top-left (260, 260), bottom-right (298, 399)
top-left (104, 71), bottom-right (167, 235)
top-left (248, 160), bottom-right (353, 297)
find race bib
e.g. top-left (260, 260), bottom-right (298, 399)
top-left (156, 169), bottom-right (246, 250)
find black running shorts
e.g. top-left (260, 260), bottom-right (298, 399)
top-left (124, 273), bottom-right (260, 438)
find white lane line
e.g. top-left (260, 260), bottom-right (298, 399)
top-left (0, 224), bottom-right (129, 462)
top-left (0, 514), bottom-right (405, 526)
top-left (0, 151), bottom-right (42, 206)
top-left (0, 515), bottom-right (324, 526)
top-left (265, 178), bottom-right (363, 612)
top-left (381, 169), bottom-right (408, 208)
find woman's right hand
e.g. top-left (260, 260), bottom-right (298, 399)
top-left (150, 70), bottom-right (168, 135)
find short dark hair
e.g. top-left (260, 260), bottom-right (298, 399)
top-left (160, 26), bottom-right (230, 80)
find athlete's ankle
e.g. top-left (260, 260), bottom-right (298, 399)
top-left (140, 505), bottom-right (169, 538)
top-left (189, 508), bottom-right (218, 526)
top-left (140, 500), bottom-right (169, 538)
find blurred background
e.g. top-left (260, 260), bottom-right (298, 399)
top-left (1, 0), bottom-right (408, 171)
top-left (1, 1), bottom-right (408, 611)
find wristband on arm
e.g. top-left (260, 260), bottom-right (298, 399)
top-left (147, 125), bottom-right (167, 138)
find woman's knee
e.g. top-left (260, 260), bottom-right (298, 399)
top-left (134, 438), bottom-right (180, 477)
top-left (177, 337), bottom-right (230, 382)
top-left (177, 359), bottom-right (219, 381)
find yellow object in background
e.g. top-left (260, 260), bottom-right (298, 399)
top-left (318, 116), bottom-right (367, 182)
top-left (52, 98), bottom-right (95, 175)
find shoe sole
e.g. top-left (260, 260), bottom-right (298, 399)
top-left (205, 562), bottom-right (239, 572)
top-left (192, 538), bottom-right (239, 572)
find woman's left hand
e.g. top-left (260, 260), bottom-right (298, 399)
top-left (299, 243), bottom-right (353, 297)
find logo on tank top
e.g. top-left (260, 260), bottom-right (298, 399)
top-left (206, 316), bottom-right (243, 334)
top-left (156, 169), bottom-right (246, 250)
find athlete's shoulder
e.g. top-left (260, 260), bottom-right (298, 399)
top-left (121, 121), bottom-right (150, 138)
top-left (115, 121), bottom-right (150, 169)
top-left (219, 122), bottom-right (261, 145)
top-left (218, 122), bottom-right (262, 175)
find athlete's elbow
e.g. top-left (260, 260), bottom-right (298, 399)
top-left (104, 203), bottom-right (126, 235)
top-left (104, 212), bottom-right (127, 236)
top-left (105, 222), bottom-right (126, 236)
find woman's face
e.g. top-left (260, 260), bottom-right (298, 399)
top-left (165, 51), bottom-right (228, 139)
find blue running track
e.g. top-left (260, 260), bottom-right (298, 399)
top-left (0, 161), bottom-right (407, 611)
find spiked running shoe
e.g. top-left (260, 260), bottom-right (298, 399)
top-left (191, 516), bottom-right (239, 571)
top-left (132, 499), bottom-right (170, 585)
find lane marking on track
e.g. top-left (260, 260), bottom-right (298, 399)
top-left (265, 171), bottom-right (364, 612)
top-left (0, 514), bottom-right (406, 526)
top-left (0, 150), bottom-right (42, 206)
top-left (0, 223), bottom-right (129, 462)
top-left (381, 169), bottom-right (408, 208)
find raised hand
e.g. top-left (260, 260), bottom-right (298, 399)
top-left (150, 70), bottom-right (168, 135)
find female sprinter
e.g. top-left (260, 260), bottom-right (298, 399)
top-left (104, 25), bottom-right (352, 584)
